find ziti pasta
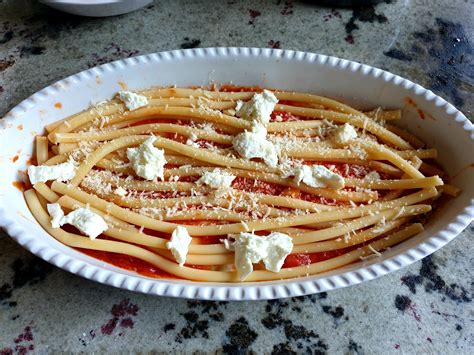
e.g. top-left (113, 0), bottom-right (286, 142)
top-left (24, 86), bottom-right (459, 282)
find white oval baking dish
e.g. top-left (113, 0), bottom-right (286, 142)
top-left (0, 48), bottom-right (472, 300)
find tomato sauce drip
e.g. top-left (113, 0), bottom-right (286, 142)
top-left (405, 97), bottom-right (435, 121)
top-left (26, 156), bottom-right (37, 166)
top-left (12, 181), bottom-right (28, 192)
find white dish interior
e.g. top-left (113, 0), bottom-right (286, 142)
top-left (0, 48), bottom-right (472, 300)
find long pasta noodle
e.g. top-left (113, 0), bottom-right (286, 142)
top-left (24, 86), bottom-right (458, 283)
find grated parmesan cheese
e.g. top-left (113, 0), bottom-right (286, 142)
top-left (185, 132), bottom-right (200, 148)
top-left (368, 244), bottom-right (382, 257)
top-left (240, 221), bottom-right (250, 232)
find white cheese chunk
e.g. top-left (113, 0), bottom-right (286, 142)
top-left (46, 203), bottom-right (108, 240)
top-left (114, 186), bottom-right (127, 196)
top-left (227, 232), bottom-right (293, 281)
top-left (61, 208), bottom-right (108, 240)
top-left (232, 123), bottom-right (279, 167)
top-left (196, 169), bottom-right (236, 189)
top-left (235, 101), bottom-right (243, 112)
top-left (294, 165), bottom-right (345, 189)
top-left (117, 90), bottom-right (149, 111)
top-left (235, 90), bottom-right (278, 124)
top-left (28, 161), bottom-right (76, 184)
top-left (127, 137), bottom-right (166, 181)
top-left (232, 233), bottom-right (267, 281)
top-left (46, 203), bottom-right (65, 228)
top-left (333, 123), bottom-right (357, 145)
top-left (364, 171), bottom-right (381, 182)
top-left (167, 226), bottom-right (192, 266)
top-left (262, 232), bottom-right (294, 273)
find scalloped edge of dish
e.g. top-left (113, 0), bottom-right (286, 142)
top-left (1, 47), bottom-right (473, 300)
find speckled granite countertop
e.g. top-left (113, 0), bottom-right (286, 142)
top-left (0, 0), bottom-right (472, 353)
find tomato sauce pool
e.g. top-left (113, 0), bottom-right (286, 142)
top-left (79, 249), bottom-right (177, 279)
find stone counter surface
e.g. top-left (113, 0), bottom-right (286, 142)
top-left (0, 0), bottom-right (472, 353)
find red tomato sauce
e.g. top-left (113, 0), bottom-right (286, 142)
top-left (79, 249), bottom-right (177, 279)
top-left (12, 181), bottom-right (28, 192)
top-left (231, 176), bottom-right (286, 196)
top-left (26, 156), bottom-right (37, 166)
top-left (74, 86), bottom-right (398, 280)
top-left (283, 248), bottom-right (352, 268)
top-left (194, 235), bottom-right (224, 245)
top-left (270, 111), bottom-right (301, 122)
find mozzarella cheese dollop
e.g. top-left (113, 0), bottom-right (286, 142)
top-left (333, 123), bottom-right (358, 145)
top-left (28, 161), bottom-right (76, 184)
top-left (46, 203), bottom-right (108, 240)
top-left (227, 232), bottom-right (293, 281)
top-left (232, 123), bottom-right (279, 167)
top-left (167, 226), bottom-right (192, 266)
top-left (235, 90), bottom-right (278, 125)
top-left (294, 165), bottom-right (345, 189)
top-left (117, 90), bottom-right (149, 111)
top-left (127, 137), bottom-right (166, 181)
top-left (46, 203), bottom-right (65, 228)
top-left (196, 169), bottom-right (236, 189)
